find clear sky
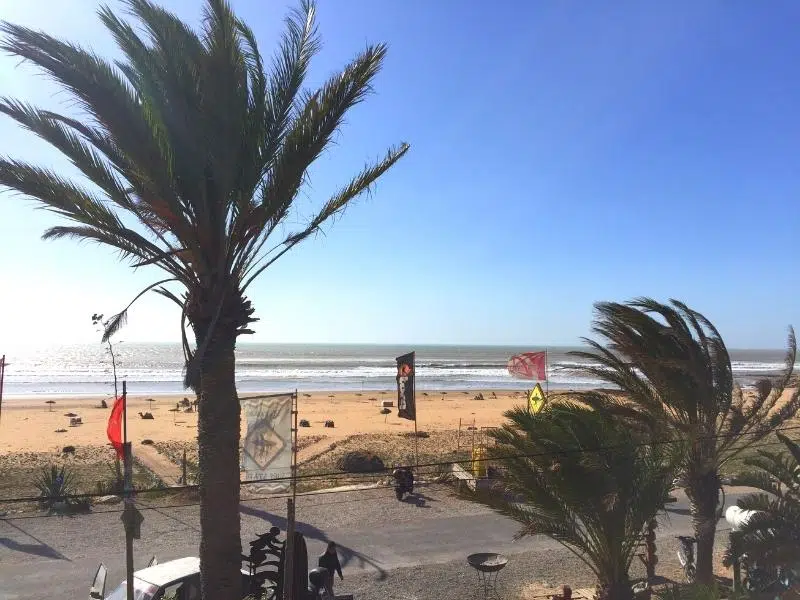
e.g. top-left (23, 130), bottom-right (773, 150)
top-left (0, 1), bottom-right (799, 349)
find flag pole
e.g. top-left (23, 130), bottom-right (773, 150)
top-left (0, 355), bottom-right (5, 427)
top-left (413, 352), bottom-right (418, 468)
top-left (283, 390), bottom-right (299, 600)
top-left (545, 348), bottom-right (549, 398)
top-left (121, 380), bottom-right (134, 600)
top-left (122, 379), bottom-right (127, 446)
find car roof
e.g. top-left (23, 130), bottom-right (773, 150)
top-left (135, 557), bottom-right (200, 587)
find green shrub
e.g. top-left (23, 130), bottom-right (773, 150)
top-left (34, 465), bottom-right (76, 511)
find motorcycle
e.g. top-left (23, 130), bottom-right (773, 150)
top-left (676, 535), bottom-right (697, 584)
top-left (392, 467), bottom-right (414, 501)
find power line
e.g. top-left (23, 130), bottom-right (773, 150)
top-left (1, 429), bottom-right (796, 519)
top-left (2, 423), bottom-right (798, 505)
top-left (0, 479), bottom-right (455, 521)
top-left (6, 421), bottom-right (799, 505)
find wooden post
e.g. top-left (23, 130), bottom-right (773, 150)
top-left (457, 418), bottom-right (462, 452)
top-left (182, 449), bottom-right (187, 485)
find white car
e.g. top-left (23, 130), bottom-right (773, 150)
top-left (92, 557), bottom-right (253, 600)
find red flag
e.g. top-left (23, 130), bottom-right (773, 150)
top-left (507, 352), bottom-right (547, 380)
top-left (107, 396), bottom-right (125, 458)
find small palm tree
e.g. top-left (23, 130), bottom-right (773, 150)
top-left (730, 432), bottom-right (800, 571)
top-left (473, 402), bottom-right (678, 600)
top-left (0, 1), bottom-right (408, 597)
top-left (570, 298), bottom-right (800, 585)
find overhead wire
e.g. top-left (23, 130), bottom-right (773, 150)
top-left (2, 422), bottom-right (798, 505)
top-left (0, 427), bottom-right (797, 521)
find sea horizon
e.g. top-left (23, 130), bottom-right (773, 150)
top-left (0, 342), bottom-right (794, 399)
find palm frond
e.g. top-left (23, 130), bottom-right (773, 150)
top-left (100, 277), bottom-right (177, 342)
top-left (241, 143), bottom-right (409, 290)
top-left (464, 402), bottom-right (677, 588)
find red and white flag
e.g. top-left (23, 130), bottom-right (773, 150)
top-left (107, 396), bottom-right (125, 459)
top-left (507, 352), bottom-right (547, 380)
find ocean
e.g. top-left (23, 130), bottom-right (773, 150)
top-left (0, 343), bottom-right (792, 399)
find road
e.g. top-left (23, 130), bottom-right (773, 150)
top-left (0, 485), bottom-right (743, 600)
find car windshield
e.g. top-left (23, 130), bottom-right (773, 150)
top-left (105, 579), bottom-right (159, 600)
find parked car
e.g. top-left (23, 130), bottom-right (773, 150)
top-left (92, 557), bottom-right (252, 600)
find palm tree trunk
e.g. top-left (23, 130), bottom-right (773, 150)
top-left (597, 579), bottom-right (634, 600)
top-left (197, 332), bottom-right (242, 600)
top-left (688, 472), bottom-right (720, 585)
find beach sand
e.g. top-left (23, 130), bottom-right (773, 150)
top-left (0, 389), bottom-right (525, 455)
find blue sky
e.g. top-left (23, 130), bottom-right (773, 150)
top-left (0, 1), bottom-right (799, 348)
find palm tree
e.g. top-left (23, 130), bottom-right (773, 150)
top-left (0, 1), bottom-right (408, 597)
top-left (570, 298), bottom-right (800, 585)
top-left (729, 432), bottom-right (800, 571)
top-left (474, 402), bottom-right (678, 600)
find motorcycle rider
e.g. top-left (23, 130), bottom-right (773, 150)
top-left (392, 463), bottom-right (414, 500)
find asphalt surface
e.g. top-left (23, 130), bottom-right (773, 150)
top-left (0, 485), bottom-right (744, 600)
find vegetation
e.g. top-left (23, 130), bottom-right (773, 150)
top-left (0, 0), bottom-right (407, 597)
top-left (729, 432), bottom-right (800, 571)
top-left (569, 298), bottom-right (800, 584)
top-left (95, 459), bottom-right (125, 496)
top-left (33, 464), bottom-right (87, 513)
top-left (471, 402), bottom-right (679, 600)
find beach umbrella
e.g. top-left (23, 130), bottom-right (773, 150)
top-left (45, 400), bottom-right (56, 412)
top-left (147, 398), bottom-right (155, 411)
top-left (507, 352), bottom-right (547, 380)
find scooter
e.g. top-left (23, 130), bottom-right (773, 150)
top-left (392, 467), bottom-right (414, 501)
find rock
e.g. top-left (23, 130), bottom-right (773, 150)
top-left (337, 451), bottom-right (385, 474)
top-left (95, 495), bottom-right (122, 505)
top-left (142, 439), bottom-right (154, 445)
top-left (299, 419), bottom-right (310, 427)
top-left (62, 445), bottom-right (76, 455)
top-left (380, 408), bottom-right (391, 415)
top-left (324, 420), bottom-right (334, 428)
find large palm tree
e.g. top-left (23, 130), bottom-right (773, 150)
top-left (0, 1), bottom-right (408, 597)
top-left (570, 298), bottom-right (800, 585)
top-left (475, 402), bottom-right (678, 600)
top-left (730, 432), bottom-right (800, 571)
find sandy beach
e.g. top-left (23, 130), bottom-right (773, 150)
top-left (0, 390), bottom-right (524, 455)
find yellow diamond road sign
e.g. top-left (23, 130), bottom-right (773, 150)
top-left (527, 383), bottom-right (546, 414)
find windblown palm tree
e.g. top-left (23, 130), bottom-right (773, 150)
top-left (729, 432), bottom-right (800, 571)
top-left (475, 403), bottom-right (678, 600)
top-left (570, 298), bottom-right (800, 585)
top-left (0, 1), bottom-right (408, 597)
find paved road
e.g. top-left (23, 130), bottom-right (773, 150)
top-left (0, 485), bottom-right (742, 600)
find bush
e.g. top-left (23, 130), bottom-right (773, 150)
top-left (337, 451), bottom-right (385, 473)
top-left (95, 459), bottom-right (125, 496)
top-left (34, 465), bottom-right (76, 511)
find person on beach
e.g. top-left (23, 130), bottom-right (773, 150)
top-left (318, 541), bottom-right (343, 597)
